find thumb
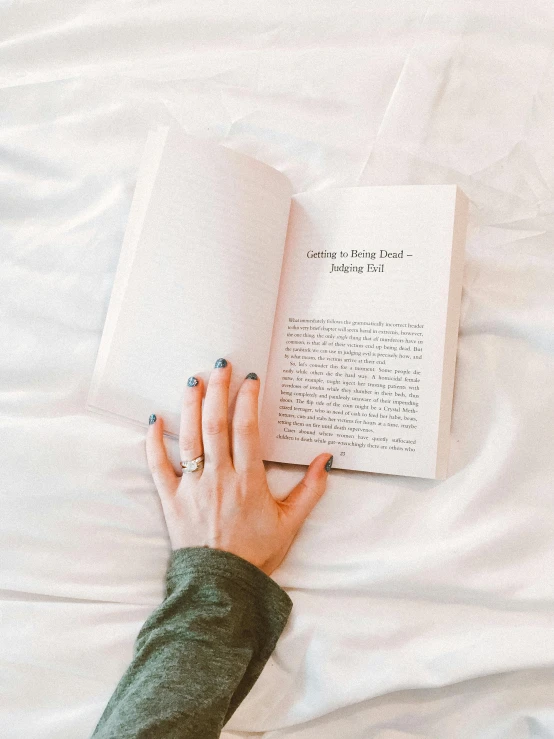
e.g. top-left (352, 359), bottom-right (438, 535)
top-left (281, 453), bottom-right (333, 530)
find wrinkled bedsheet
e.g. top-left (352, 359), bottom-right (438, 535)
top-left (1, 1), bottom-right (554, 737)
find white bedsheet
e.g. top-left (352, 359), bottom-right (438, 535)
top-left (1, 1), bottom-right (554, 737)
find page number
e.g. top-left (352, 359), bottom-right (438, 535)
top-left (340, 451), bottom-right (346, 456)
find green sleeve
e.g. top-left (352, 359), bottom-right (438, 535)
top-left (91, 547), bottom-right (293, 739)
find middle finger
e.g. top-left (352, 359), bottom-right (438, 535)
top-left (202, 358), bottom-right (232, 469)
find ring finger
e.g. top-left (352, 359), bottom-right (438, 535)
top-left (179, 374), bottom-right (204, 474)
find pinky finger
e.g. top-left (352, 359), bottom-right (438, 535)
top-left (146, 415), bottom-right (179, 498)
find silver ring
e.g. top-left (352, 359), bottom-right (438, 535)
top-left (180, 454), bottom-right (204, 473)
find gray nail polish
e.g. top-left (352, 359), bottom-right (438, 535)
top-left (149, 414), bottom-right (157, 425)
top-left (187, 376), bottom-right (199, 387)
top-left (214, 358), bottom-right (227, 368)
top-left (245, 372), bottom-right (258, 380)
top-left (325, 455), bottom-right (333, 472)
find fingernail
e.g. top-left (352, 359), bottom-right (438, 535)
top-left (245, 372), bottom-right (258, 380)
top-left (214, 358), bottom-right (227, 368)
top-left (325, 455), bottom-right (333, 472)
top-left (149, 414), bottom-right (157, 425)
top-left (187, 376), bottom-right (199, 387)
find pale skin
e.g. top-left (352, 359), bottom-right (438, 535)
top-left (145, 359), bottom-right (332, 576)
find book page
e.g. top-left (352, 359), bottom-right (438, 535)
top-left (260, 185), bottom-right (468, 479)
top-left (88, 126), bottom-right (292, 438)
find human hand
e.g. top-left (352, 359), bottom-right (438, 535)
top-left (145, 358), bottom-right (332, 576)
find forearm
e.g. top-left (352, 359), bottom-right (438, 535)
top-left (91, 547), bottom-right (292, 739)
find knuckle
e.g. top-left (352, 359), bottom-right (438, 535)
top-left (179, 434), bottom-right (199, 452)
top-left (202, 464), bottom-right (228, 483)
top-left (233, 417), bottom-right (258, 436)
top-left (181, 394), bottom-right (199, 409)
top-left (210, 479), bottom-right (227, 497)
top-left (203, 418), bottom-right (226, 436)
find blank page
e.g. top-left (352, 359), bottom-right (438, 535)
top-left (88, 126), bottom-right (292, 438)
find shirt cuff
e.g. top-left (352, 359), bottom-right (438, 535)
top-left (166, 547), bottom-right (293, 659)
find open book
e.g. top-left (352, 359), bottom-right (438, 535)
top-left (87, 125), bottom-right (469, 479)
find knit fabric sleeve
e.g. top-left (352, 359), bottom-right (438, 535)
top-left (91, 547), bottom-right (293, 739)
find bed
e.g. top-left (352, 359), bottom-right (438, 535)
top-left (2, 1), bottom-right (554, 736)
